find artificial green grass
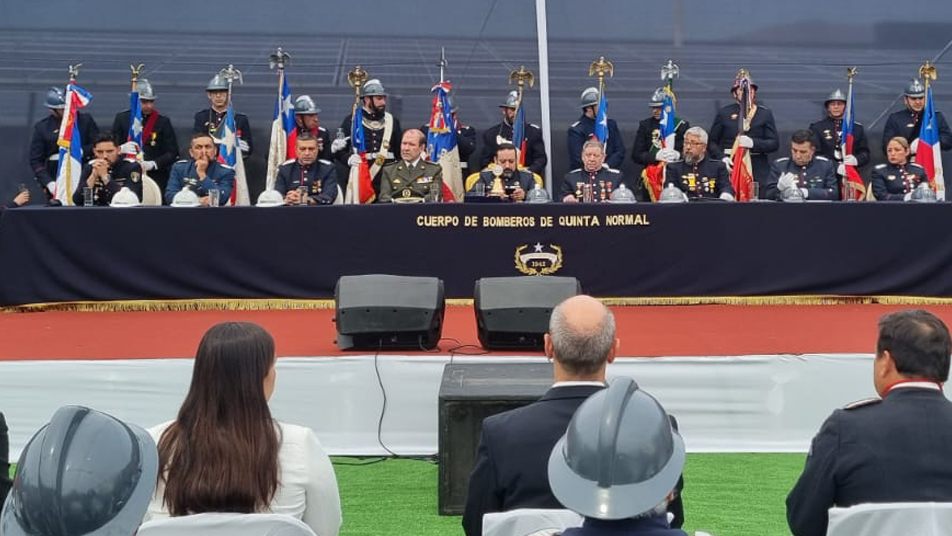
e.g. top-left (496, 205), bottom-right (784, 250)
top-left (332, 453), bottom-right (807, 536)
top-left (9, 454), bottom-right (808, 536)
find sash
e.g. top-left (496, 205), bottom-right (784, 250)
top-left (368, 112), bottom-right (394, 177)
top-left (142, 112), bottom-right (160, 145)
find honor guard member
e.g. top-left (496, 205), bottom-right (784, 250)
top-left (30, 86), bottom-right (100, 202)
top-left (787, 310), bottom-right (952, 536)
top-left (708, 74), bottom-right (779, 193)
top-left (764, 130), bottom-right (838, 201)
top-left (291, 95), bottom-right (332, 162)
top-left (871, 137), bottom-right (929, 201)
top-left (275, 133), bottom-right (338, 205)
top-left (421, 93), bottom-right (477, 172)
top-left (561, 139), bottom-right (623, 202)
top-left (193, 73), bottom-right (253, 158)
top-left (567, 87), bottom-right (625, 171)
top-left (71, 135), bottom-right (143, 206)
top-left (882, 78), bottom-right (952, 154)
top-left (809, 88), bottom-right (869, 179)
top-left (466, 143), bottom-right (538, 202)
top-left (165, 132), bottom-right (236, 206)
top-left (631, 88), bottom-right (689, 195)
top-left (379, 129), bottom-right (444, 203)
top-left (333, 78), bottom-right (402, 196)
top-left (664, 127), bottom-right (734, 201)
top-left (479, 90), bottom-right (548, 176)
top-left (111, 79), bottom-right (179, 196)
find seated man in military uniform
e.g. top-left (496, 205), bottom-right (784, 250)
top-left (664, 126), bottom-right (734, 201)
top-left (560, 139), bottom-right (623, 202)
top-left (379, 129), bottom-right (444, 203)
top-left (71, 135), bottom-right (143, 206)
top-left (466, 143), bottom-right (536, 202)
top-left (165, 132), bottom-right (235, 206)
top-left (764, 129), bottom-right (839, 201)
top-left (275, 133), bottom-right (338, 205)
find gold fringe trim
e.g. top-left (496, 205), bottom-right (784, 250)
top-left (5, 295), bottom-right (952, 314)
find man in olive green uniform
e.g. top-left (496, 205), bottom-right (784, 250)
top-left (379, 129), bottom-right (444, 202)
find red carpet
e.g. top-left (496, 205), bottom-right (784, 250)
top-left (3, 304), bottom-right (951, 361)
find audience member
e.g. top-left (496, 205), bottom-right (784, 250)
top-left (0, 412), bottom-right (10, 504)
top-left (548, 377), bottom-right (687, 536)
top-left (786, 309), bottom-right (952, 536)
top-left (146, 322), bottom-right (341, 536)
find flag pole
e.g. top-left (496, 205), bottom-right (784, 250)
top-left (346, 65), bottom-right (369, 203)
top-left (438, 47), bottom-right (447, 85)
top-left (129, 63), bottom-right (144, 162)
top-left (919, 61), bottom-right (939, 192)
top-left (588, 56), bottom-right (613, 117)
top-left (62, 63), bottom-right (82, 204)
top-left (508, 65), bottom-right (535, 170)
top-left (844, 66), bottom-right (859, 200)
top-left (534, 0), bottom-right (552, 192)
top-left (129, 63), bottom-right (144, 94)
top-left (267, 48), bottom-right (291, 190)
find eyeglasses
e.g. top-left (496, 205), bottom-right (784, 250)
top-left (684, 141), bottom-right (706, 147)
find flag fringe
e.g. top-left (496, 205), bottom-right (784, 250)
top-left (5, 296), bottom-right (952, 313)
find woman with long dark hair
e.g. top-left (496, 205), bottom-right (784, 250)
top-left (871, 136), bottom-right (930, 201)
top-left (145, 322), bottom-right (341, 536)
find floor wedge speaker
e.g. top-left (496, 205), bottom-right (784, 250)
top-left (474, 276), bottom-right (581, 350)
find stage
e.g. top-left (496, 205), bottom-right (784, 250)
top-left (5, 304), bottom-right (952, 460)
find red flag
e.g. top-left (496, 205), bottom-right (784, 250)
top-left (730, 141), bottom-right (754, 202)
top-left (641, 163), bottom-right (666, 201)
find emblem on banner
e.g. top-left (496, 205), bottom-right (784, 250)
top-left (514, 243), bottom-right (563, 275)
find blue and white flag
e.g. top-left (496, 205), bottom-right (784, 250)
top-left (594, 90), bottom-right (609, 144)
top-left (217, 102), bottom-right (250, 205)
top-left (265, 72), bottom-right (294, 190)
top-left (426, 82), bottom-right (462, 200)
top-left (128, 87), bottom-right (142, 149)
top-left (54, 83), bottom-right (92, 204)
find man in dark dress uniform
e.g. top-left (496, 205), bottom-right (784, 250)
top-left (275, 133), bottom-right (338, 205)
top-left (193, 74), bottom-right (252, 159)
top-left (111, 79), bottom-right (179, 197)
top-left (561, 140), bottom-right (622, 202)
top-left (809, 88), bottom-right (869, 183)
top-left (166, 133), bottom-right (235, 206)
top-left (71, 135), bottom-right (143, 206)
top-left (29, 86), bottom-right (99, 201)
top-left (765, 130), bottom-right (838, 201)
top-left (882, 78), bottom-right (952, 154)
top-left (479, 90), bottom-right (548, 176)
top-left (708, 74), bottom-right (779, 194)
top-left (466, 143), bottom-right (535, 201)
top-left (567, 87), bottom-right (625, 171)
top-left (787, 310), bottom-right (952, 536)
top-left (664, 127), bottom-right (733, 200)
top-left (333, 79), bottom-right (402, 197)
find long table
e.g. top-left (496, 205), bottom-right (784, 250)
top-left (1, 202), bottom-right (950, 306)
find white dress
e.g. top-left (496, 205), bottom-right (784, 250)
top-left (145, 420), bottom-right (342, 536)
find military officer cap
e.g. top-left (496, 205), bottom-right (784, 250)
top-left (360, 79), bottom-right (388, 97)
top-left (824, 88), bottom-right (846, 105)
top-left (45, 86), bottom-right (66, 109)
top-left (294, 95), bottom-right (321, 115)
top-left (137, 79), bottom-right (156, 101)
top-left (649, 87), bottom-right (666, 108)
top-left (206, 74), bottom-right (229, 91)
top-left (905, 78), bottom-right (926, 98)
top-left (579, 87), bottom-right (600, 109)
top-left (500, 90), bottom-right (519, 109)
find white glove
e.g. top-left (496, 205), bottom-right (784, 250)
top-left (119, 141), bottom-right (140, 156)
top-left (777, 172), bottom-right (798, 191)
top-left (910, 138), bottom-right (920, 155)
top-left (347, 154), bottom-right (363, 167)
top-left (721, 156), bottom-right (733, 171)
top-left (800, 188), bottom-right (810, 199)
top-left (843, 154), bottom-right (858, 166)
top-left (238, 139), bottom-right (250, 153)
top-left (657, 148), bottom-right (680, 162)
top-left (654, 149), bottom-right (667, 162)
top-left (46, 181), bottom-right (56, 192)
top-left (331, 136), bottom-right (350, 154)
top-left (837, 163), bottom-right (846, 176)
top-left (142, 160), bottom-right (158, 171)
top-left (719, 192), bottom-right (735, 201)
top-left (904, 191), bottom-right (913, 201)
top-left (737, 135), bottom-right (754, 149)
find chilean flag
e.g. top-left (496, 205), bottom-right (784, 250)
top-left (512, 95), bottom-right (527, 167)
top-left (594, 90), bottom-right (609, 144)
top-left (915, 85), bottom-right (945, 196)
top-left (344, 106), bottom-right (374, 204)
top-left (217, 102), bottom-right (250, 205)
top-left (265, 72), bottom-right (295, 190)
top-left (642, 87), bottom-right (676, 201)
top-left (841, 84), bottom-right (865, 200)
top-left (54, 83), bottom-right (92, 205)
top-left (128, 86), bottom-right (143, 149)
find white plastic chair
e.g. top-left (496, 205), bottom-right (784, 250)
top-left (137, 512), bottom-right (318, 536)
top-left (333, 185), bottom-right (343, 205)
top-left (141, 175), bottom-right (162, 206)
top-left (482, 508), bottom-right (583, 536)
top-left (827, 502), bottom-right (952, 536)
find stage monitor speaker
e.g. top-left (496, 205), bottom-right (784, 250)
top-left (474, 276), bottom-right (581, 350)
top-left (335, 274), bottom-right (445, 350)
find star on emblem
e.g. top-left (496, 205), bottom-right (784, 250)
top-left (534, 242), bottom-right (544, 253)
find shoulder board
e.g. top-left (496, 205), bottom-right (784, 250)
top-left (855, 121), bottom-right (864, 127)
top-left (279, 159), bottom-right (295, 167)
top-left (909, 162), bottom-right (925, 169)
top-left (607, 168), bottom-right (621, 174)
top-left (318, 126), bottom-right (327, 132)
top-left (568, 168), bottom-right (582, 174)
top-left (529, 123), bottom-right (541, 129)
top-left (775, 157), bottom-right (789, 163)
top-left (844, 397), bottom-right (881, 410)
top-left (815, 155), bottom-right (829, 161)
top-left (218, 163), bottom-right (234, 170)
top-left (875, 163), bottom-right (887, 169)
top-left (174, 159), bottom-right (189, 164)
top-left (570, 121), bottom-right (580, 128)
top-left (319, 159), bottom-right (332, 165)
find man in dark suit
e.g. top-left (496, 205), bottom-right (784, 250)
top-left (462, 295), bottom-right (684, 536)
top-left (787, 309), bottom-right (952, 536)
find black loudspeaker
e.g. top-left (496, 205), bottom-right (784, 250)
top-left (438, 363), bottom-right (552, 515)
top-left (335, 274), bottom-right (445, 350)
top-left (474, 276), bottom-right (581, 350)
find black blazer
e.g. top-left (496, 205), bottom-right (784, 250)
top-left (462, 384), bottom-right (684, 536)
top-left (787, 388), bottom-right (952, 536)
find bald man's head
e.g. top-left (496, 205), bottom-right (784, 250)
top-left (546, 295), bottom-right (617, 378)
